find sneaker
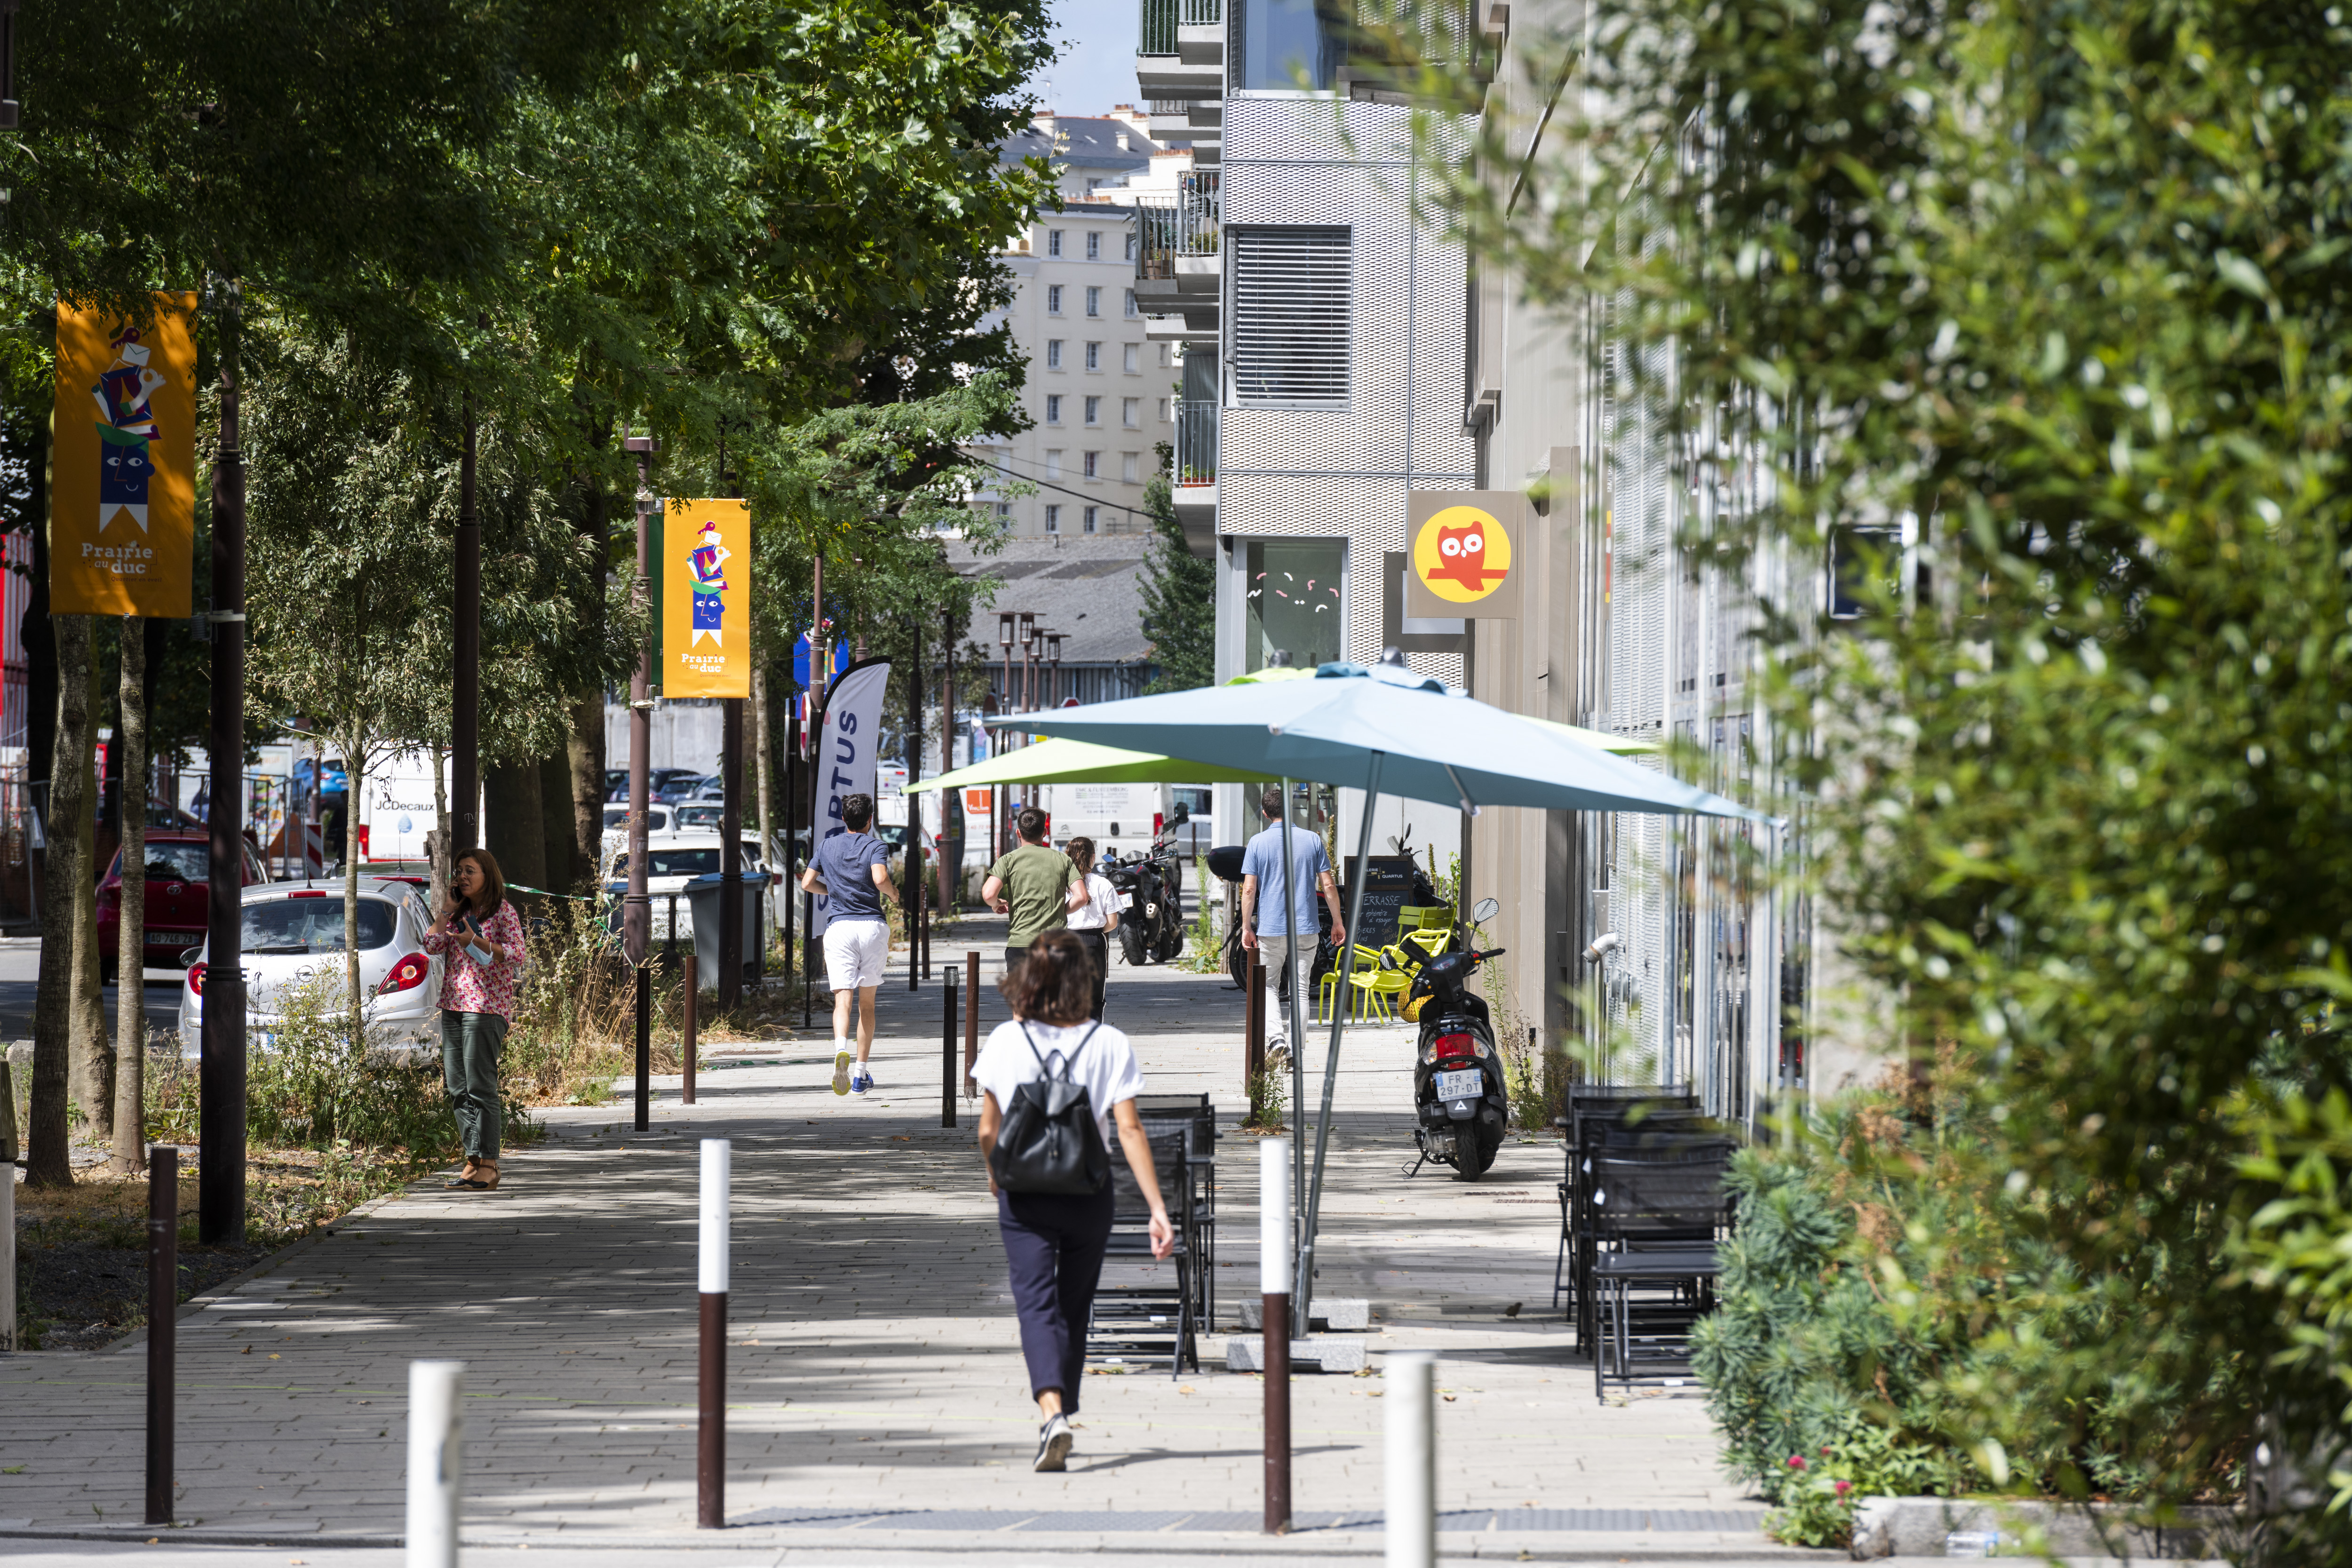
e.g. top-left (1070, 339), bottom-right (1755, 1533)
top-left (1034, 1413), bottom-right (1073, 1472)
top-left (850, 1066), bottom-right (873, 1095)
top-left (831, 1049), bottom-right (852, 1096)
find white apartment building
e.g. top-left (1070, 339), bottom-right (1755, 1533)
top-left (1133, 0), bottom-right (1850, 1131)
top-left (976, 111), bottom-right (1192, 540)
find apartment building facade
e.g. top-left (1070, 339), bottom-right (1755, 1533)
top-left (1135, 0), bottom-right (1839, 1128)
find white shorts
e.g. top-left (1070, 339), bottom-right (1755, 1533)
top-left (823, 919), bottom-right (890, 991)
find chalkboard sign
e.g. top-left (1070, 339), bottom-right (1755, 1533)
top-left (1343, 856), bottom-right (1425, 950)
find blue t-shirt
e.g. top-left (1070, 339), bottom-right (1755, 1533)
top-left (813, 829), bottom-right (890, 922)
top-left (1240, 821), bottom-right (1331, 937)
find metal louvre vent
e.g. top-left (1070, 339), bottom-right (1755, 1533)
top-left (1230, 227), bottom-right (1352, 408)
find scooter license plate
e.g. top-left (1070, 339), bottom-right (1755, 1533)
top-left (1434, 1067), bottom-right (1484, 1100)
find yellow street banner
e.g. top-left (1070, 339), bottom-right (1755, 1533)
top-left (52, 295), bottom-right (198, 617)
top-left (1404, 490), bottom-right (1524, 622)
top-left (659, 496), bottom-right (751, 698)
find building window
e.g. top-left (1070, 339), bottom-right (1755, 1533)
top-left (1158, 396), bottom-right (1171, 421)
top-left (1086, 231), bottom-right (1100, 260)
top-left (1046, 339), bottom-right (1063, 369)
top-left (1049, 229), bottom-right (1064, 256)
top-left (1231, 228), bottom-right (1352, 408)
top-left (1083, 451), bottom-right (1100, 478)
top-left (1121, 397), bottom-right (1140, 427)
top-left (1083, 506), bottom-right (1099, 534)
top-left (1124, 233), bottom-right (1137, 261)
top-left (1084, 395), bottom-right (1102, 425)
top-left (1245, 539), bottom-right (1346, 672)
top-left (1085, 286), bottom-right (1102, 317)
top-left (1123, 343), bottom-right (1140, 374)
top-left (1045, 450), bottom-right (1063, 479)
top-left (1124, 288), bottom-right (1138, 318)
top-left (1159, 342), bottom-right (1173, 367)
top-left (1085, 342), bottom-right (1101, 371)
top-left (1048, 284), bottom-right (1064, 314)
top-left (995, 502), bottom-right (1012, 518)
top-left (1121, 452), bottom-right (1139, 482)
top-left (1045, 504), bottom-right (1061, 533)
top-left (1046, 394), bottom-right (1063, 423)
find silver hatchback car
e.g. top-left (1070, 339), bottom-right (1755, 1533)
top-left (176, 878), bottom-right (446, 1057)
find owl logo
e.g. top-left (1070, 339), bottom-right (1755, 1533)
top-left (1412, 505), bottom-right (1513, 604)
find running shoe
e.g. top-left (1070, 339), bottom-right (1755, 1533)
top-left (851, 1065), bottom-right (873, 1095)
top-left (1034, 1413), bottom-right (1073, 1472)
top-left (831, 1049), bottom-right (852, 1096)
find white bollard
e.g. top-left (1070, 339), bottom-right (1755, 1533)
top-left (1385, 1351), bottom-right (1436, 1568)
top-left (1261, 1136), bottom-right (1293, 1533)
top-left (407, 1360), bottom-right (464, 1568)
top-left (1259, 1136), bottom-right (1292, 1293)
top-left (699, 1139), bottom-right (731, 1294)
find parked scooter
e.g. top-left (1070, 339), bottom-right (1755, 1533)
top-left (1403, 896), bottom-right (1509, 1181)
top-left (1104, 806), bottom-right (1190, 967)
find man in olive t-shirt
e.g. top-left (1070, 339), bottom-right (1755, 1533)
top-left (983, 804), bottom-right (1086, 975)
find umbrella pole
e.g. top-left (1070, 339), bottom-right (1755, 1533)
top-left (1297, 751), bottom-right (1383, 1336)
top-left (1276, 778), bottom-right (1307, 1338)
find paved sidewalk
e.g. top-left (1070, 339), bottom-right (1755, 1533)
top-left (2, 922), bottom-right (1793, 1559)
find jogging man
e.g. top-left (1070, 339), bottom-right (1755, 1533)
top-left (982, 805), bottom-right (1089, 979)
top-left (800, 792), bottom-right (900, 1095)
top-left (1240, 785), bottom-right (1346, 1022)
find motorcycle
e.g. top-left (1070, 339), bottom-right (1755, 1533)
top-left (1104, 807), bottom-right (1190, 967)
top-left (1403, 896), bottom-right (1508, 1181)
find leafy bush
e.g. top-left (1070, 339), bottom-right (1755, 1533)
top-left (241, 966), bottom-right (472, 1154)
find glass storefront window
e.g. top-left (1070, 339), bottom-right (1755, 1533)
top-left (1245, 540), bottom-right (1346, 672)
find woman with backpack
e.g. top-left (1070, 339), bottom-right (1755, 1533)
top-left (973, 930), bottom-right (1173, 1472)
top-left (421, 847), bottom-right (528, 1192)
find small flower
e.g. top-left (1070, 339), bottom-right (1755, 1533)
top-left (1820, 1444), bottom-right (1832, 1455)
top-left (1787, 1455), bottom-right (1807, 1470)
top-left (1834, 1480), bottom-right (1852, 1496)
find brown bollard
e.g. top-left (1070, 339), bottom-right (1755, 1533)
top-left (942, 980), bottom-right (959, 1129)
top-left (146, 1145), bottom-right (177, 1525)
top-left (683, 954), bottom-right (699, 1106)
top-left (963, 949), bottom-right (980, 1098)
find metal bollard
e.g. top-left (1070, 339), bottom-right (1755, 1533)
top-left (698, 1139), bottom-right (730, 1529)
top-left (0, 1139), bottom-right (13, 1355)
top-left (682, 954), bottom-right (699, 1106)
top-left (145, 1147), bottom-right (177, 1523)
top-left (1384, 1352), bottom-right (1436, 1568)
top-left (1261, 1136), bottom-right (1292, 1535)
top-left (406, 1361), bottom-right (465, 1568)
top-left (941, 980), bottom-right (959, 1129)
top-left (963, 950), bottom-right (980, 1098)
top-left (633, 966), bottom-right (652, 1132)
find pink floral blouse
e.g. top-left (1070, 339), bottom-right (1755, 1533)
top-left (420, 900), bottom-right (528, 1019)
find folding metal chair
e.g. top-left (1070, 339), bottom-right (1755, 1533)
top-left (1588, 1149), bottom-right (1732, 1400)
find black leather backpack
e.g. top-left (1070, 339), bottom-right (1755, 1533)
top-left (990, 1022), bottom-right (1112, 1195)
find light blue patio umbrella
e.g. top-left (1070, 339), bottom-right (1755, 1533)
top-left (1008, 657), bottom-right (1766, 1332)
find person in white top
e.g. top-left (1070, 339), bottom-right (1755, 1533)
top-left (973, 930), bottom-right (1172, 1473)
top-left (1059, 836), bottom-right (1121, 1022)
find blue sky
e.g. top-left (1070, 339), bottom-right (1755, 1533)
top-left (1031, 0), bottom-right (1143, 118)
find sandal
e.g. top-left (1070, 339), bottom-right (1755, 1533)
top-left (472, 1160), bottom-right (501, 1192)
top-left (446, 1159), bottom-right (480, 1190)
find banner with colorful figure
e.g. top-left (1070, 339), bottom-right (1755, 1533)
top-left (658, 496), bottom-right (752, 698)
top-left (52, 295), bottom-right (198, 616)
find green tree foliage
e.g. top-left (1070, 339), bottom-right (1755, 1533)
top-left (1423, 0), bottom-right (2352, 1543)
top-left (1138, 467), bottom-right (1215, 693)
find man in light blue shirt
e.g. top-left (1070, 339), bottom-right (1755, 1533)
top-left (1239, 785), bottom-right (1345, 1015)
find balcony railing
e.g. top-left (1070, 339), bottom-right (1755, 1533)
top-left (1175, 399), bottom-right (1217, 488)
top-left (1140, 0), bottom-right (1221, 55)
top-left (1135, 172), bottom-right (1221, 279)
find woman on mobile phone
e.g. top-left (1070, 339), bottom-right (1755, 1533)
top-left (421, 848), bottom-right (527, 1190)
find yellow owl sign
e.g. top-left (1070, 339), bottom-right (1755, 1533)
top-left (1405, 491), bottom-right (1523, 621)
top-left (51, 295), bottom-right (199, 617)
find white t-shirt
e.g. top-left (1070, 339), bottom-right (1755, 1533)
top-left (1064, 872), bottom-right (1120, 931)
top-left (972, 1017), bottom-right (1145, 1146)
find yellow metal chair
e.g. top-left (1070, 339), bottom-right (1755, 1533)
top-left (1401, 904), bottom-right (1454, 934)
top-left (1349, 945), bottom-right (1414, 1023)
top-left (1400, 927), bottom-right (1452, 966)
top-left (1318, 943), bottom-right (1379, 1025)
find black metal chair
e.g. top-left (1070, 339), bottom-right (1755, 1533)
top-left (1135, 1092), bottom-right (1218, 1325)
top-left (1552, 1087), bottom-right (1700, 1327)
top-left (1588, 1149), bottom-right (1733, 1400)
top-left (1087, 1127), bottom-right (1199, 1377)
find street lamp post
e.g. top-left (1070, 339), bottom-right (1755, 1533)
top-left (452, 395), bottom-right (479, 853)
top-left (1044, 632), bottom-right (1064, 710)
top-left (623, 436), bottom-right (656, 1130)
top-left (200, 277), bottom-right (247, 1245)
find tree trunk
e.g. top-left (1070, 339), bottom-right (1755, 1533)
top-left (753, 661), bottom-right (775, 870)
top-left (567, 691), bottom-right (604, 891)
top-left (485, 760), bottom-right (546, 892)
top-left (112, 616), bottom-right (147, 1175)
top-left (428, 747), bottom-right (450, 915)
top-left (345, 748), bottom-right (366, 1052)
top-left (69, 628), bottom-right (110, 1141)
top-left (539, 751), bottom-right (574, 897)
top-left (26, 614), bottom-right (90, 1187)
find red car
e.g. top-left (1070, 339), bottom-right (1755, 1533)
top-left (96, 830), bottom-right (272, 981)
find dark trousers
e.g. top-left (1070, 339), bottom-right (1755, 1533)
top-left (1073, 929), bottom-right (1108, 1021)
top-left (1004, 945), bottom-right (1028, 983)
top-left (440, 1010), bottom-right (508, 1159)
top-left (998, 1184), bottom-right (1115, 1412)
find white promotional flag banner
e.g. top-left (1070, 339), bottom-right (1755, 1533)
top-left (808, 658), bottom-right (892, 941)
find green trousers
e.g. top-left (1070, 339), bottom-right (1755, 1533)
top-left (440, 1010), bottom-right (509, 1160)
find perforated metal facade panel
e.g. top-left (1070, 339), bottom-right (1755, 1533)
top-left (1219, 96), bottom-right (1474, 675)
